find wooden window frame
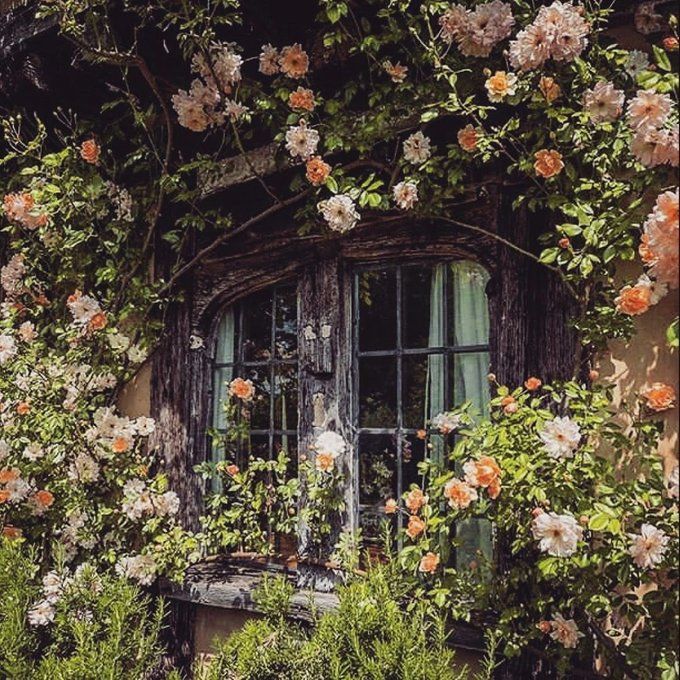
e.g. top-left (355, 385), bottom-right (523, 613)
top-left (151, 207), bottom-right (582, 579)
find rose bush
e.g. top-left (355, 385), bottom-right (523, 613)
top-left (389, 380), bottom-right (678, 677)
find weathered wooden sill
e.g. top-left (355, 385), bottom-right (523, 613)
top-left (159, 557), bottom-right (486, 652)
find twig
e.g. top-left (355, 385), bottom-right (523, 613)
top-left (433, 215), bottom-right (580, 300)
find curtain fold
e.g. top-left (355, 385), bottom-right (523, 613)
top-left (449, 261), bottom-right (492, 569)
top-left (212, 309), bottom-right (236, 491)
top-left (426, 264), bottom-right (446, 463)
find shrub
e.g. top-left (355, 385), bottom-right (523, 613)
top-left (198, 566), bottom-right (482, 680)
top-left (0, 537), bottom-right (169, 680)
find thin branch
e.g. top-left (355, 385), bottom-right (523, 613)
top-left (433, 215), bottom-right (579, 299)
top-left (158, 187), bottom-right (314, 295)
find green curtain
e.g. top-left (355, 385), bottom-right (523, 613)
top-left (449, 261), bottom-right (492, 570)
top-left (426, 265), bottom-right (446, 463)
top-left (212, 308), bottom-right (235, 491)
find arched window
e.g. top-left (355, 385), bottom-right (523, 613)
top-left (208, 258), bottom-right (491, 563)
top-left (211, 283), bottom-right (298, 476)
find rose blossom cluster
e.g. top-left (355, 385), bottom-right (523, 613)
top-left (509, 1), bottom-right (590, 71)
top-left (313, 430), bottom-right (347, 472)
top-left (2, 192), bottom-right (48, 230)
top-left (617, 188), bottom-right (678, 316)
top-left (258, 43), bottom-right (309, 78)
top-left (440, 456), bottom-right (502, 510)
top-left (438, 1), bottom-right (515, 57)
top-left (172, 43), bottom-right (245, 132)
top-left (639, 188), bottom-right (678, 290)
top-left (121, 479), bottom-right (180, 521)
top-left (66, 290), bottom-right (107, 334)
top-left (0, 254), bottom-right (26, 299)
top-left (116, 553), bottom-right (158, 586)
top-left (0, 466), bottom-right (54, 515)
top-left (85, 407), bottom-right (155, 455)
top-left (627, 90), bottom-right (678, 168)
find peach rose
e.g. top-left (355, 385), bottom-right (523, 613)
top-left (305, 157), bottom-right (331, 186)
top-left (641, 383), bottom-right (676, 411)
top-left (615, 284), bottom-right (651, 315)
top-left (279, 44), bottom-right (309, 79)
top-left (418, 551), bottom-right (440, 574)
top-left (88, 311), bottom-right (108, 332)
top-left (537, 620), bottom-right (552, 634)
top-left (464, 456), bottom-right (501, 489)
top-left (315, 451), bottom-right (336, 472)
top-left (663, 36), bottom-right (679, 52)
top-left (405, 487), bottom-right (427, 513)
top-left (639, 233), bottom-right (656, 265)
top-left (457, 124), bottom-right (479, 152)
top-left (0, 490), bottom-right (10, 504)
top-left (416, 429), bottom-right (427, 440)
top-left (112, 436), bottom-right (131, 453)
top-left (2, 525), bottom-right (22, 539)
top-left (16, 401), bottom-right (30, 415)
top-left (406, 514), bottom-right (426, 539)
top-left (500, 396), bottom-right (515, 407)
top-left (534, 149), bottom-right (564, 178)
top-left (384, 498), bottom-right (398, 514)
top-left (444, 478), bottom-right (478, 509)
top-left (289, 87), bottom-right (315, 111)
top-left (80, 139), bottom-right (101, 164)
top-left (228, 377), bottom-right (255, 402)
top-left (35, 490), bottom-right (54, 507)
top-left (539, 76), bottom-right (561, 104)
top-left (485, 71), bottom-right (517, 102)
top-left (525, 377), bottom-right (542, 391)
top-left (488, 478), bottom-right (502, 499)
top-left (0, 468), bottom-right (19, 484)
top-left (558, 237), bottom-right (571, 249)
top-left (226, 464), bottom-right (240, 477)
top-left (504, 401), bottom-right (519, 414)
top-left (588, 369), bottom-right (599, 382)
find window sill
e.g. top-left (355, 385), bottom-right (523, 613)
top-left (159, 557), bottom-right (486, 652)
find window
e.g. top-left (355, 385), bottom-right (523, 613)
top-left (209, 258), bottom-right (491, 564)
top-left (211, 283), bottom-right (298, 478)
top-left (354, 261), bottom-right (491, 563)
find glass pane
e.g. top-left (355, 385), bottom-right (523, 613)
top-left (402, 264), bottom-right (438, 348)
top-left (359, 434), bottom-right (398, 541)
top-left (402, 434), bottom-right (426, 493)
top-left (242, 366), bottom-right (272, 430)
top-left (241, 289), bottom-right (273, 361)
top-left (275, 286), bottom-right (298, 360)
top-left (247, 433), bottom-right (270, 464)
top-left (274, 364), bottom-right (298, 430)
top-left (451, 352), bottom-right (490, 415)
top-left (402, 354), bottom-right (445, 429)
top-left (455, 518), bottom-right (493, 571)
top-left (358, 269), bottom-right (397, 351)
top-left (359, 357), bottom-right (397, 428)
top-left (212, 366), bottom-right (234, 430)
top-left (448, 261), bottom-right (490, 347)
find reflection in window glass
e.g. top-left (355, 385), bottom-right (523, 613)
top-left (355, 261), bottom-right (491, 550)
top-left (211, 284), bottom-right (298, 484)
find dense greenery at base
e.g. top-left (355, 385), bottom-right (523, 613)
top-left (198, 568), bottom-right (496, 680)
top-left (0, 538), bottom-right (169, 680)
